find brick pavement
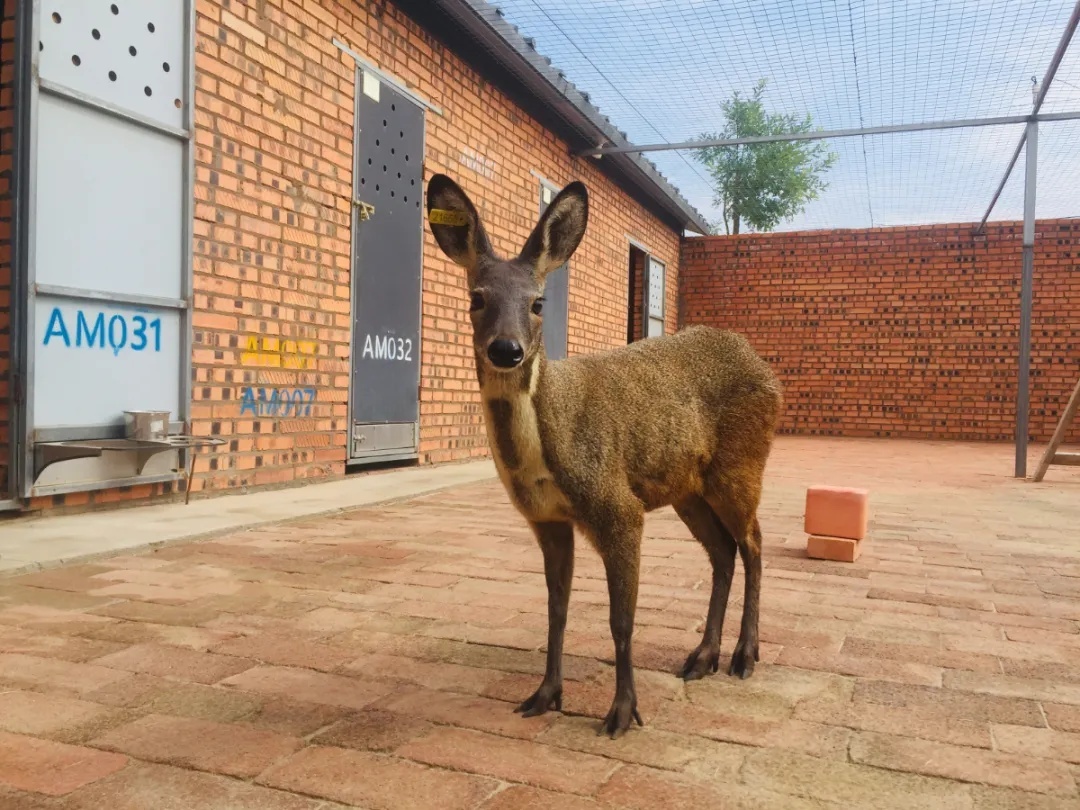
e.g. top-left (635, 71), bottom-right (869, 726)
top-left (1, 436), bottom-right (1079, 808)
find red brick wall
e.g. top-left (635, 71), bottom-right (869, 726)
top-left (184, 0), bottom-right (681, 494)
top-left (681, 220), bottom-right (1080, 442)
top-left (0, 0), bottom-right (14, 496)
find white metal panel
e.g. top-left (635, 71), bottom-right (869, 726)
top-left (38, 0), bottom-right (187, 129)
top-left (34, 93), bottom-right (184, 298)
top-left (33, 299), bottom-right (181, 427)
top-left (647, 256), bottom-right (665, 319)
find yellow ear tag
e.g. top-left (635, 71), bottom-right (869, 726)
top-left (429, 208), bottom-right (469, 227)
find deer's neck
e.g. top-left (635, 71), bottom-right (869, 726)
top-left (477, 351), bottom-right (570, 521)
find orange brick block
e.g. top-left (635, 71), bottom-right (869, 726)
top-left (804, 485), bottom-right (869, 541)
top-left (807, 535), bottom-right (862, 563)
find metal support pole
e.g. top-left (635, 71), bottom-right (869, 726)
top-left (1015, 120), bottom-right (1038, 478)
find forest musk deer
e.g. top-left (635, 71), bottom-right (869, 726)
top-left (425, 173), bottom-right (783, 739)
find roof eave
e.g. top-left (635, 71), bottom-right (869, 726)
top-left (429, 0), bottom-right (712, 236)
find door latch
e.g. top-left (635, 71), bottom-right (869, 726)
top-left (354, 200), bottom-right (376, 221)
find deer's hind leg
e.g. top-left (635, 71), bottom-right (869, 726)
top-left (674, 495), bottom-right (738, 680)
top-left (702, 472), bottom-right (764, 680)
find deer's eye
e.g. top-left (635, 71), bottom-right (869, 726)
top-left (469, 292), bottom-right (485, 312)
top-left (531, 297), bottom-right (545, 315)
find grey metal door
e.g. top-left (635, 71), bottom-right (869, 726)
top-left (349, 72), bottom-right (424, 462)
top-left (539, 184), bottom-right (569, 360)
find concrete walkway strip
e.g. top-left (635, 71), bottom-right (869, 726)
top-left (0, 460), bottom-right (497, 576)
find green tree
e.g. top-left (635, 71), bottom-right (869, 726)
top-left (694, 79), bottom-right (837, 235)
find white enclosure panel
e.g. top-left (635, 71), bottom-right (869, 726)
top-left (38, 0), bottom-right (187, 129)
top-left (647, 256), bottom-right (665, 319)
top-left (33, 298), bottom-right (182, 427)
top-left (34, 93), bottom-right (184, 299)
top-left (647, 316), bottom-right (664, 338)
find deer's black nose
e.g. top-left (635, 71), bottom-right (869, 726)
top-left (488, 339), bottom-right (525, 368)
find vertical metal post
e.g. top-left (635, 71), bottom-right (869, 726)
top-left (1015, 119), bottom-right (1038, 478)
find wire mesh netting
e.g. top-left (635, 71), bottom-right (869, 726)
top-left (489, 0), bottom-right (1080, 232)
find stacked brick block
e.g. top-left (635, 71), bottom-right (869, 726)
top-left (805, 485), bottom-right (869, 562)
top-left (0, 0), bottom-right (14, 497)
top-left (681, 220), bottom-right (1080, 443)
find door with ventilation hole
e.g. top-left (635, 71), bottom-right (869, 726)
top-left (348, 71), bottom-right (424, 463)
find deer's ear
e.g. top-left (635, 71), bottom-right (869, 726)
top-left (519, 181), bottom-right (589, 278)
top-left (426, 174), bottom-right (492, 276)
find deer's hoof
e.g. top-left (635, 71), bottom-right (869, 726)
top-left (515, 682), bottom-right (562, 717)
top-left (680, 645), bottom-right (721, 681)
top-left (728, 639), bottom-right (760, 679)
top-left (598, 694), bottom-right (643, 740)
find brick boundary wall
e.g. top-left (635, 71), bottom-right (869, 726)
top-left (680, 219), bottom-right (1080, 443)
top-left (0, 0), bottom-right (14, 496)
top-left (14, 0), bottom-right (680, 511)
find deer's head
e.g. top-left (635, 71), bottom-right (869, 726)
top-left (426, 173), bottom-right (588, 374)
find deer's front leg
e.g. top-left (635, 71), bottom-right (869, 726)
top-left (594, 516), bottom-right (644, 739)
top-left (516, 520), bottom-right (574, 718)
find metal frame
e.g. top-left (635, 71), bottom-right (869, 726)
top-left (1015, 120), bottom-right (1038, 478)
top-left (344, 60), bottom-right (427, 467)
top-left (333, 38), bottom-right (443, 116)
top-left (576, 110), bottom-right (1080, 157)
top-left (13, 0), bottom-right (196, 500)
top-left (977, 1), bottom-right (1080, 234)
top-left (5, 0), bottom-right (34, 509)
top-left (642, 254), bottom-right (666, 339)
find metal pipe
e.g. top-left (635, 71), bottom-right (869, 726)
top-left (576, 111), bottom-right (1080, 157)
top-left (977, 0), bottom-right (1080, 234)
top-left (1015, 119), bottom-right (1039, 479)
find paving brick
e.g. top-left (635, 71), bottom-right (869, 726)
top-left (794, 693), bottom-right (992, 748)
top-left (81, 621), bottom-right (237, 652)
top-left (0, 625), bottom-right (124, 662)
top-left (851, 678), bottom-right (1045, 730)
top-left (377, 686), bottom-right (555, 739)
top-left (0, 691), bottom-right (112, 738)
top-left (1044, 703), bottom-right (1080, 733)
top-left (992, 725), bottom-right (1080, 765)
top-left (91, 643), bottom-right (253, 684)
top-left (776, 646), bottom-right (943, 686)
top-left (0, 653), bottom-right (129, 695)
top-left (259, 745), bottom-right (499, 810)
top-left (478, 785), bottom-right (603, 810)
top-left (538, 713), bottom-right (748, 773)
top-left (741, 748), bottom-right (974, 808)
top-left (397, 726), bottom-right (617, 796)
top-left (597, 763), bottom-right (832, 810)
top-left (849, 730), bottom-right (1077, 796)
top-left (654, 700), bottom-right (850, 758)
top-left (840, 636), bottom-right (1002, 674)
top-left (236, 695), bottom-right (350, 737)
top-left (210, 632), bottom-right (354, 672)
top-left (0, 731), bottom-right (127, 796)
top-left (59, 762), bottom-right (326, 809)
top-left (220, 664), bottom-right (395, 710)
top-left (313, 710), bottom-right (434, 752)
top-left (970, 785), bottom-right (1080, 809)
top-left (91, 714), bottom-right (301, 779)
top-left (943, 670), bottom-right (1080, 706)
top-left (342, 651), bottom-right (504, 694)
top-left (136, 681), bottom-right (262, 723)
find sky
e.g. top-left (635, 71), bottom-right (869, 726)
top-left (488, 0), bottom-right (1080, 232)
